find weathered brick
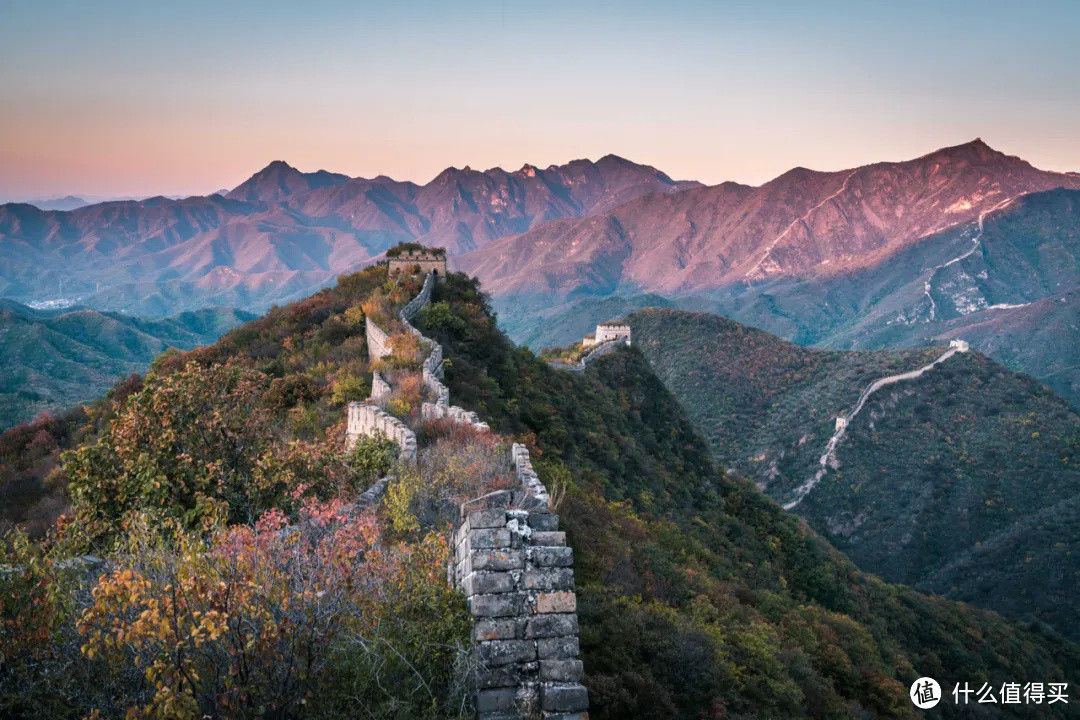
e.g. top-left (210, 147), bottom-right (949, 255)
top-left (535, 591), bottom-right (576, 614)
top-left (468, 509), bottom-right (508, 529)
top-left (472, 549), bottom-right (524, 572)
top-left (528, 512), bottom-right (560, 531)
top-left (540, 683), bottom-right (589, 713)
top-left (476, 687), bottom-right (517, 713)
top-left (519, 494), bottom-right (549, 512)
top-left (540, 659), bottom-right (584, 683)
top-left (470, 593), bottom-right (526, 618)
top-left (537, 636), bottom-right (579, 659)
top-left (523, 568), bottom-right (574, 591)
top-left (528, 546), bottom-right (573, 567)
top-left (472, 528), bottom-right (512, 549)
top-left (464, 571), bottom-right (515, 596)
top-left (529, 531), bottom-right (566, 547)
top-left (475, 661), bottom-right (535, 688)
top-left (474, 617), bottom-right (524, 641)
top-left (478, 639), bottom-right (537, 666)
top-left (526, 613), bottom-right (579, 639)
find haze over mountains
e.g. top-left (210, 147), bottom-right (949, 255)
top-left (0, 301), bottom-right (252, 430)
top-left (3, 139), bottom-right (1080, 407)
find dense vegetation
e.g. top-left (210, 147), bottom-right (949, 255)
top-left (421, 277), bottom-right (1080, 719)
top-left (1, 265), bottom-right (478, 718)
top-left (3, 267), bottom-right (1078, 718)
top-left (628, 307), bottom-right (1080, 642)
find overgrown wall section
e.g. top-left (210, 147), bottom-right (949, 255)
top-left (452, 444), bottom-right (588, 719)
top-left (345, 402), bottom-right (417, 461)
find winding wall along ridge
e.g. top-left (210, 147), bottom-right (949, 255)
top-left (354, 270), bottom-right (588, 719)
top-left (783, 345), bottom-right (964, 510)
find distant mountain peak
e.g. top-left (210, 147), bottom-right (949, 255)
top-left (227, 160), bottom-right (349, 203)
top-left (919, 137), bottom-right (1011, 165)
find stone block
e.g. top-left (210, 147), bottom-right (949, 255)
top-left (535, 591), bottom-right (576, 614)
top-left (537, 636), bottom-right (579, 659)
top-left (528, 546), bottom-right (573, 568)
top-left (476, 688), bottom-right (518, 713)
top-left (474, 617), bottom-right (525, 641)
top-left (469, 509), bottom-right (508, 529)
top-left (526, 613), bottom-right (579, 639)
top-left (470, 593), bottom-right (526, 618)
top-left (540, 659), bottom-right (584, 683)
top-left (478, 639), bottom-right (537, 666)
top-left (475, 661), bottom-right (536, 689)
top-left (540, 683), bottom-right (589, 713)
top-left (471, 528), bottom-right (512, 548)
top-left (472, 549), bottom-right (524, 572)
top-left (529, 531), bottom-right (566, 547)
top-left (528, 512), bottom-right (560, 531)
top-left (464, 571), bottom-right (516, 596)
top-left (523, 568), bottom-right (574, 591)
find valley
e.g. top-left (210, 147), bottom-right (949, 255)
top-left (0, 301), bottom-right (252, 430)
top-left (628, 308), bottom-right (1080, 640)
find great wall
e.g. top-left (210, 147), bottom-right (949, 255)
top-left (347, 265), bottom-right (590, 720)
top-left (783, 338), bottom-right (970, 510)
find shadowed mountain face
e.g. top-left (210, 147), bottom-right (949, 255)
top-left (0, 301), bottom-right (253, 430)
top-left (629, 307), bottom-right (1080, 641)
top-left (0, 155), bottom-right (699, 316)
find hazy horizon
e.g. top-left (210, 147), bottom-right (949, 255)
top-left (2, 0), bottom-right (1079, 200)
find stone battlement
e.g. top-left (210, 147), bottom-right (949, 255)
top-left (389, 249), bottom-right (447, 278)
top-left (345, 401), bottom-right (417, 461)
top-left (582, 321), bottom-right (630, 348)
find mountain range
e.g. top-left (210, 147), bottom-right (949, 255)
top-left (4, 139), bottom-right (1080, 411)
top-left (0, 301), bottom-right (252, 430)
top-left (0, 155), bottom-right (698, 316)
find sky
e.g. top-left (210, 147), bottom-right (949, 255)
top-left (1, 0), bottom-right (1078, 201)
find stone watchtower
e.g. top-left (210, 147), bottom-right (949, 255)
top-left (583, 321), bottom-right (631, 348)
top-left (387, 246), bottom-right (448, 276)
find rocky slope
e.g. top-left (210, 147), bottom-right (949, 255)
top-left (0, 300), bottom-right (252, 429)
top-left (628, 307), bottom-right (1080, 640)
top-left (459, 139), bottom-right (1080, 298)
top-left (0, 155), bottom-right (699, 316)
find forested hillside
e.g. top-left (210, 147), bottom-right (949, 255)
top-left (3, 269), bottom-right (1078, 718)
top-left (0, 300), bottom-right (252, 430)
top-left (629, 307), bottom-right (1080, 642)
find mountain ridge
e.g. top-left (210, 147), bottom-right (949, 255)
top-left (0, 154), bottom-right (701, 315)
top-left (0, 300), bottom-right (253, 429)
top-left (627, 306), bottom-right (1080, 640)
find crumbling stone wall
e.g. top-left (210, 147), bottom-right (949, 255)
top-left (371, 370), bottom-right (392, 402)
top-left (400, 271), bottom-right (436, 322)
top-left (366, 316), bottom-right (392, 361)
top-left (358, 269), bottom-right (588, 718)
top-left (345, 401), bottom-right (417, 461)
top-left (451, 444), bottom-right (588, 720)
top-left (548, 338), bottom-right (625, 374)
